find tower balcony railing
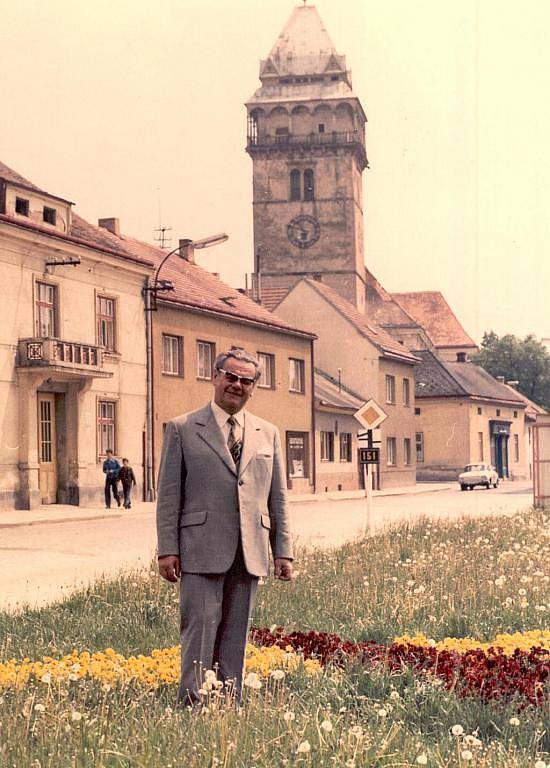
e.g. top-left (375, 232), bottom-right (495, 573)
top-left (247, 130), bottom-right (365, 150)
top-left (17, 337), bottom-right (112, 378)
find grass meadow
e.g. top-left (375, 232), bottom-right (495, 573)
top-left (0, 506), bottom-right (548, 767)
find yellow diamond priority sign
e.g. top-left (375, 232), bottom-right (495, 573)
top-left (354, 399), bottom-right (388, 431)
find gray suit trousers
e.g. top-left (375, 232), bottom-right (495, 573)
top-left (177, 541), bottom-right (258, 704)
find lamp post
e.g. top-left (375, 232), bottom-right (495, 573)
top-left (143, 233), bottom-right (229, 501)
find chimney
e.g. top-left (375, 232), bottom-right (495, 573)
top-left (179, 238), bottom-right (194, 264)
top-left (456, 352), bottom-right (467, 362)
top-left (98, 217), bottom-right (120, 237)
top-left (496, 375), bottom-right (505, 382)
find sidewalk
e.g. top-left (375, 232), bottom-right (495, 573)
top-left (0, 483), bottom-right (455, 529)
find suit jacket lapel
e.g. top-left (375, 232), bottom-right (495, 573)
top-left (239, 412), bottom-right (262, 477)
top-left (195, 405), bottom-right (237, 476)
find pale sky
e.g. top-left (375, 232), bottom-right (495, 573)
top-left (2, 0), bottom-right (549, 343)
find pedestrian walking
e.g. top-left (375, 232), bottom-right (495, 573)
top-left (156, 348), bottom-right (293, 705)
top-left (119, 458), bottom-right (136, 509)
top-left (102, 449), bottom-right (121, 509)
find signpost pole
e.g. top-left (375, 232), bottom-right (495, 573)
top-left (364, 429), bottom-right (373, 535)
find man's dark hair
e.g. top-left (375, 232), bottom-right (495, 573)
top-left (214, 348), bottom-right (262, 381)
top-left (122, 458), bottom-right (129, 463)
top-left (106, 449), bottom-right (113, 454)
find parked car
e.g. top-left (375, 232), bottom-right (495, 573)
top-left (459, 463), bottom-right (499, 490)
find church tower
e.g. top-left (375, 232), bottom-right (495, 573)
top-left (246, 4), bottom-right (368, 311)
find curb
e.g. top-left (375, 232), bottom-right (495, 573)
top-left (0, 512), bottom-right (124, 529)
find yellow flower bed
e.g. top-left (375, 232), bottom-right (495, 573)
top-left (393, 629), bottom-right (550, 655)
top-left (0, 644), bottom-right (321, 691)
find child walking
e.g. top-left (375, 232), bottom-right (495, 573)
top-left (118, 458), bottom-right (137, 509)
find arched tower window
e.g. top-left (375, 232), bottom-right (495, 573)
top-left (290, 169), bottom-right (301, 201)
top-left (304, 169), bottom-right (315, 201)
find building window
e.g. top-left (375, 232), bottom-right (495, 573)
top-left (513, 410), bottom-right (518, 418)
top-left (286, 432), bottom-right (309, 479)
top-left (97, 400), bottom-right (116, 457)
top-left (403, 378), bottom-right (410, 406)
top-left (320, 431), bottom-right (335, 462)
top-left (514, 433), bottom-right (519, 462)
top-left (386, 437), bottom-right (397, 466)
top-left (404, 437), bottom-right (411, 466)
top-left (415, 407), bottom-right (421, 415)
top-left (97, 295), bottom-right (116, 352)
top-left (303, 169), bottom-right (315, 201)
top-left (385, 375), bottom-right (396, 404)
top-left (162, 334), bottom-right (183, 376)
top-left (477, 407), bottom-right (482, 415)
top-left (35, 281), bottom-right (57, 337)
top-left (197, 340), bottom-right (215, 380)
top-left (339, 433), bottom-right (352, 462)
top-left (290, 169), bottom-right (301, 201)
top-left (289, 358), bottom-right (305, 393)
top-left (318, 123), bottom-right (325, 133)
top-left (257, 352), bottom-right (275, 389)
top-left (415, 432), bottom-right (424, 463)
top-left (478, 432), bottom-right (484, 461)
top-left (15, 197), bottom-right (29, 216)
top-left (496, 409), bottom-right (501, 417)
top-left (43, 206), bottom-right (57, 225)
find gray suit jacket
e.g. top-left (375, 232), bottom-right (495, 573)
top-left (156, 404), bottom-right (293, 577)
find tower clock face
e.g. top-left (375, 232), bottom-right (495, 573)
top-left (287, 215), bottom-right (321, 249)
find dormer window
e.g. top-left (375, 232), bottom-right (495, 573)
top-left (15, 197), bottom-right (29, 216)
top-left (43, 206), bottom-right (56, 225)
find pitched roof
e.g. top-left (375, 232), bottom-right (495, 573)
top-left (0, 161), bottom-right (152, 267)
top-left (266, 6), bottom-right (343, 78)
top-left (0, 160), bottom-right (73, 204)
top-left (414, 349), bottom-right (526, 406)
top-left (300, 279), bottom-right (419, 363)
top-left (314, 368), bottom-right (365, 411)
top-left (365, 269), bottom-right (421, 329)
top-left (502, 384), bottom-right (547, 418)
top-left (116, 235), bottom-right (316, 338)
top-left (392, 291), bottom-right (478, 350)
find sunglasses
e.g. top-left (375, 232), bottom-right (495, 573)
top-left (216, 368), bottom-right (256, 387)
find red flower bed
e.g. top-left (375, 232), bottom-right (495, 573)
top-left (250, 627), bottom-right (549, 708)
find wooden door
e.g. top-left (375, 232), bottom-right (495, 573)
top-left (38, 393), bottom-right (57, 503)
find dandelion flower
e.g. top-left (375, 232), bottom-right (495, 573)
top-left (451, 724), bottom-right (464, 736)
top-left (534, 761), bottom-right (546, 768)
top-left (40, 673), bottom-right (51, 684)
top-left (377, 708), bottom-right (388, 718)
top-left (296, 740), bottom-right (311, 754)
top-left (320, 719), bottom-right (333, 732)
top-left (270, 669), bottom-right (285, 680)
top-left (460, 749), bottom-right (473, 761)
top-left (416, 756), bottom-right (428, 766)
top-left (71, 711), bottom-right (82, 722)
top-left (34, 703), bottom-right (46, 712)
top-left (509, 717), bottom-right (520, 726)
top-left (283, 711), bottom-right (295, 722)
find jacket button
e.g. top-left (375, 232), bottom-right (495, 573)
top-left (238, 479), bottom-right (244, 486)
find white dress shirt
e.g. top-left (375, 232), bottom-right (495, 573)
top-left (210, 400), bottom-right (245, 443)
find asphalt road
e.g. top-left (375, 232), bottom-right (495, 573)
top-left (0, 483), bottom-right (533, 611)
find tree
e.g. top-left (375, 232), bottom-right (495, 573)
top-left (474, 332), bottom-right (550, 410)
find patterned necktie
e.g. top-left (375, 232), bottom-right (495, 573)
top-left (227, 416), bottom-right (243, 467)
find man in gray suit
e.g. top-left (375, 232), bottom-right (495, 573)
top-left (156, 348), bottom-right (293, 704)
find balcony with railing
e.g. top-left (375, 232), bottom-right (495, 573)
top-left (17, 337), bottom-right (112, 378)
top-left (246, 130), bottom-right (367, 167)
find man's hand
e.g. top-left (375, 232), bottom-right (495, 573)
top-left (158, 555), bottom-right (181, 583)
top-left (274, 558), bottom-right (293, 581)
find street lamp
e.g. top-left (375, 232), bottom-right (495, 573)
top-left (143, 233), bottom-right (229, 501)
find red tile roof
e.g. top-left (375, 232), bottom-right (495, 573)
top-left (0, 160), bottom-right (73, 204)
top-left (392, 291), bottom-right (477, 350)
top-left (117, 235), bottom-right (316, 338)
top-left (300, 279), bottom-right (419, 363)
